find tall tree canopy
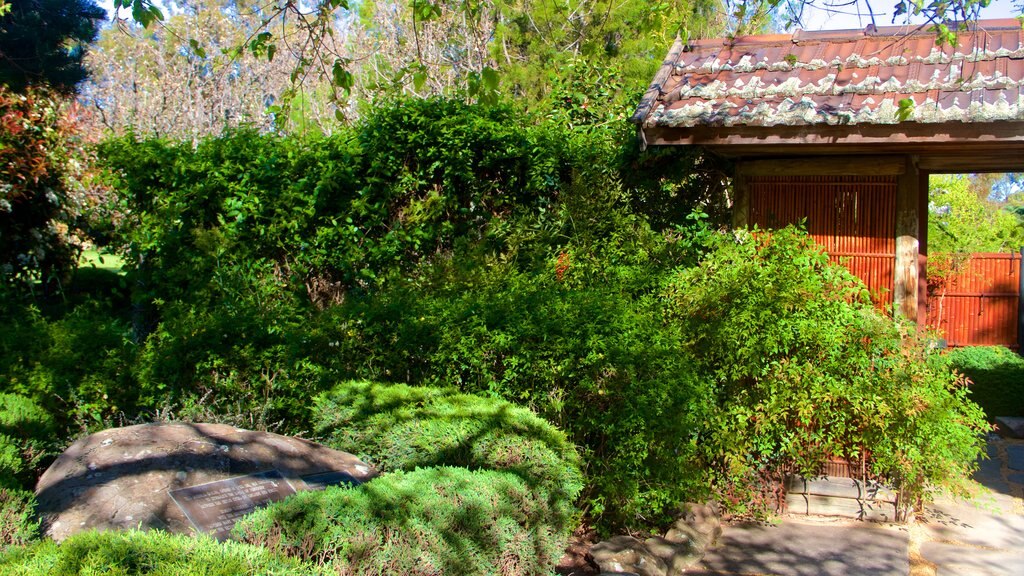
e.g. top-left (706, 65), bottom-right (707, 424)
top-left (928, 174), bottom-right (1024, 254)
top-left (83, 0), bottom-right (343, 139)
top-left (0, 0), bottom-right (106, 93)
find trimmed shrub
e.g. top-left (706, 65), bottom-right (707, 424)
top-left (664, 227), bottom-right (989, 511)
top-left (312, 381), bottom-right (582, 500)
top-left (238, 467), bottom-right (564, 576)
top-left (943, 346), bottom-right (1024, 418)
top-left (0, 530), bottom-right (319, 575)
top-left (237, 381), bottom-right (582, 574)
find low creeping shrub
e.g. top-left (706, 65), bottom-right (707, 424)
top-left (0, 488), bottom-right (37, 550)
top-left (0, 393), bottom-right (54, 489)
top-left (237, 381), bottom-right (582, 575)
top-left (0, 530), bottom-right (320, 575)
top-left (312, 380), bottom-right (582, 504)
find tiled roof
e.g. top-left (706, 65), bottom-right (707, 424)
top-left (633, 19), bottom-right (1024, 129)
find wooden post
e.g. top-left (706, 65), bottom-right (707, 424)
top-left (732, 161), bottom-right (750, 229)
top-left (894, 156), bottom-right (920, 322)
top-left (918, 170), bottom-right (929, 327)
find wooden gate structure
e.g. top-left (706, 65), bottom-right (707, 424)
top-left (632, 19), bottom-right (1024, 340)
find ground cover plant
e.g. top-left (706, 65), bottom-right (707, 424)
top-left (0, 529), bottom-right (324, 575)
top-left (240, 467), bottom-right (563, 576)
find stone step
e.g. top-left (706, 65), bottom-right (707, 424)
top-left (785, 475), bottom-right (898, 503)
top-left (786, 493), bottom-right (899, 522)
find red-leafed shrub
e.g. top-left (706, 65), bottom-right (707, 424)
top-left (0, 87), bottom-right (92, 290)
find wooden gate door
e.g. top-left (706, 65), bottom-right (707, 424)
top-left (748, 175), bottom-right (897, 311)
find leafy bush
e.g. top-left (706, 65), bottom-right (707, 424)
top-left (0, 393), bottom-right (54, 488)
top-left (0, 394), bottom-right (50, 549)
top-left (0, 530), bottom-right (320, 575)
top-left (0, 294), bottom-right (134, 434)
top-left (238, 467), bottom-right (564, 576)
top-left (664, 227), bottom-right (989, 510)
top-left (928, 174), bottom-right (1024, 254)
top-left (943, 346), bottom-right (1024, 418)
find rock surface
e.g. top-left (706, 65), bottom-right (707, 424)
top-left (591, 502), bottom-right (720, 576)
top-left (35, 422), bottom-right (376, 541)
top-left (994, 416), bottom-right (1024, 439)
top-left (591, 536), bottom-right (667, 576)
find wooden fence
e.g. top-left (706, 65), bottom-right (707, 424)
top-left (925, 252), bottom-right (1022, 348)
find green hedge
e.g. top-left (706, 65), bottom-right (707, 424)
top-left (0, 530), bottom-right (320, 575)
top-left (943, 346), bottom-right (1024, 418)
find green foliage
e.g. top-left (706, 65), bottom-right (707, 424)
top-left (0, 393), bottom-right (53, 488)
top-left (0, 529), bottom-right (321, 575)
top-left (0, 98), bottom-right (993, 539)
top-left (928, 174), bottom-right (1024, 254)
top-left (0, 0), bottom-right (105, 93)
top-left (0, 393), bottom-right (50, 550)
top-left (664, 227), bottom-right (989, 510)
top-left (492, 0), bottom-right (724, 102)
top-left (0, 293), bottom-right (135, 434)
top-left (238, 467), bottom-right (565, 576)
top-left (942, 346), bottom-right (1024, 418)
top-left (94, 99), bottom-right (627, 425)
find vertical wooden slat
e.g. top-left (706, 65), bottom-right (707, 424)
top-left (925, 252), bottom-right (1021, 347)
top-left (748, 175), bottom-right (898, 313)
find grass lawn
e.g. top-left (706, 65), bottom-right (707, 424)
top-left (78, 248), bottom-right (126, 274)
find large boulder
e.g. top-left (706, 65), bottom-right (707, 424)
top-left (35, 422), bottom-right (376, 541)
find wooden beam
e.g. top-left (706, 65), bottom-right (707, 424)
top-left (918, 155), bottom-right (1024, 173)
top-left (642, 121), bottom-right (1024, 151)
top-left (740, 156), bottom-right (907, 177)
top-left (895, 156), bottom-right (921, 322)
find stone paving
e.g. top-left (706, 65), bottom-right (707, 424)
top-left (918, 436), bottom-right (1024, 576)
top-left (684, 436), bottom-right (1024, 576)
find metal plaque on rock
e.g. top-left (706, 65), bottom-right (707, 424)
top-left (169, 469), bottom-right (296, 540)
